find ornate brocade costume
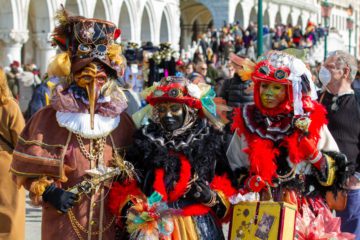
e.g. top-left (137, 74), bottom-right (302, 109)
top-left (11, 9), bottom-right (135, 240)
top-left (11, 90), bottom-right (135, 240)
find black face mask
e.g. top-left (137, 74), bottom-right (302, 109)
top-left (158, 103), bottom-right (185, 132)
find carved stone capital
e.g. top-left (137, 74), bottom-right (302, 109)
top-left (0, 29), bottom-right (29, 45)
top-left (33, 32), bottom-right (54, 50)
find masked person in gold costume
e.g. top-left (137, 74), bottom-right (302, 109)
top-left (11, 9), bottom-right (135, 240)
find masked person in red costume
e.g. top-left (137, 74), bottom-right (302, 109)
top-left (109, 77), bottom-right (236, 239)
top-left (10, 9), bottom-right (135, 240)
top-left (228, 50), bottom-right (355, 239)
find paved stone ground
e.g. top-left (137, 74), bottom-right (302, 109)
top-left (25, 193), bottom-right (41, 240)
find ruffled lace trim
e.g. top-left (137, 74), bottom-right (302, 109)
top-left (56, 111), bottom-right (120, 139)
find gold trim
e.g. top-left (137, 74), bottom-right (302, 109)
top-left (18, 136), bottom-right (66, 148)
top-left (10, 167), bottom-right (60, 178)
top-left (318, 154), bottom-right (336, 187)
top-left (215, 190), bottom-right (231, 218)
top-left (13, 150), bottom-right (62, 163)
top-left (59, 131), bottom-right (72, 181)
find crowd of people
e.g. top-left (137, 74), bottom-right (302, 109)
top-left (0, 8), bottom-right (360, 240)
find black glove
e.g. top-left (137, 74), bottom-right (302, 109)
top-left (185, 179), bottom-right (227, 218)
top-left (186, 179), bottom-right (214, 204)
top-left (42, 184), bottom-right (77, 213)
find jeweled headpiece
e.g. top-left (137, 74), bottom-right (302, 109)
top-left (145, 76), bottom-right (228, 128)
top-left (251, 50), bottom-right (317, 116)
top-left (48, 7), bottom-right (124, 78)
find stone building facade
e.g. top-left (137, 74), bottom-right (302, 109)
top-left (0, 0), bottom-right (180, 74)
top-left (181, 0), bottom-right (360, 58)
top-left (0, 0), bottom-right (358, 74)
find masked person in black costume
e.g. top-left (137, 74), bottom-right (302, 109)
top-left (109, 76), bottom-right (236, 239)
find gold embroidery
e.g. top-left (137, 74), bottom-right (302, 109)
top-left (13, 150), bottom-right (62, 163)
top-left (10, 167), bottom-right (61, 178)
top-left (18, 136), bottom-right (66, 148)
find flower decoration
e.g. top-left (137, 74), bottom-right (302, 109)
top-left (186, 83), bottom-right (201, 99)
top-left (126, 191), bottom-right (174, 240)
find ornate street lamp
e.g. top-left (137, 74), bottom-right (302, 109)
top-left (321, 0), bottom-right (333, 60)
top-left (346, 4), bottom-right (354, 54)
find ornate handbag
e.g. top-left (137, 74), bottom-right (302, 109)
top-left (229, 201), bottom-right (297, 240)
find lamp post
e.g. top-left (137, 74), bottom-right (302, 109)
top-left (257, 0), bottom-right (263, 57)
top-left (321, 0), bottom-right (333, 61)
top-left (346, 4), bottom-right (354, 54)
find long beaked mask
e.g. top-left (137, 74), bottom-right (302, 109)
top-left (73, 62), bottom-right (108, 129)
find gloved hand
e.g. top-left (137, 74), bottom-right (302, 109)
top-left (182, 179), bottom-right (229, 218)
top-left (299, 137), bottom-right (318, 159)
top-left (42, 184), bottom-right (77, 213)
top-left (299, 137), bottom-right (324, 169)
top-left (185, 179), bottom-right (215, 204)
top-left (244, 175), bottom-right (266, 192)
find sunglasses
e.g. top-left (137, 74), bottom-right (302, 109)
top-left (330, 96), bottom-right (339, 111)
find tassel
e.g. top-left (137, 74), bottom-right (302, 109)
top-left (47, 52), bottom-right (71, 77)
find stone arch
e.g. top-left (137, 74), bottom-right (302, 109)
top-left (65, 0), bottom-right (80, 15)
top-left (286, 13), bottom-right (292, 25)
top-left (24, 0), bottom-right (55, 73)
top-left (180, 0), bottom-right (213, 49)
top-left (159, 10), bottom-right (170, 43)
top-left (264, 9), bottom-right (270, 27)
top-left (28, 0), bottom-right (51, 33)
top-left (297, 15), bottom-right (303, 28)
top-left (234, 2), bottom-right (244, 27)
top-left (140, 4), bottom-right (154, 44)
top-left (249, 6), bottom-right (257, 25)
top-left (0, 0), bottom-right (14, 29)
top-left (93, 0), bottom-right (107, 20)
top-left (275, 11), bottom-right (282, 25)
top-left (119, 0), bottom-right (133, 42)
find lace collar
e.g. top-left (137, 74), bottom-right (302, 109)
top-left (56, 111), bottom-right (120, 139)
top-left (142, 119), bottom-right (209, 151)
top-left (242, 104), bottom-right (295, 141)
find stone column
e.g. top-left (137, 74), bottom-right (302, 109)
top-left (0, 30), bottom-right (29, 66)
top-left (33, 33), bottom-right (57, 75)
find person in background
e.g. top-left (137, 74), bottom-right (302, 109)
top-left (185, 62), bottom-right (194, 79)
top-left (17, 66), bottom-right (41, 115)
top-left (5, 61), bottom-right (21, 99)
top-left (318, 50), bottom-right (360, 237)
top-left (189, 60), bottom-right (211, 85)
top-left (0, 67), bottom-right (25, 240)
top-left (218, 53), bottom-right (254, 108)
top-left (352, 60), bottom-right (360, 104)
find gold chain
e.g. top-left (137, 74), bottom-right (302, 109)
top-left (76, 134), bottom-right (106, 162)
top-left (68, 208), bottom-right (115, 237)
top-left (277, 164), bottom-right (297, 179)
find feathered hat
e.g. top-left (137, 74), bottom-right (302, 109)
top-left (48, 6), bottom-right (124, 78)
top-left (250, 50), bottom-right (317, 117)
top-left (145, 76), bottom-right (229, 128)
